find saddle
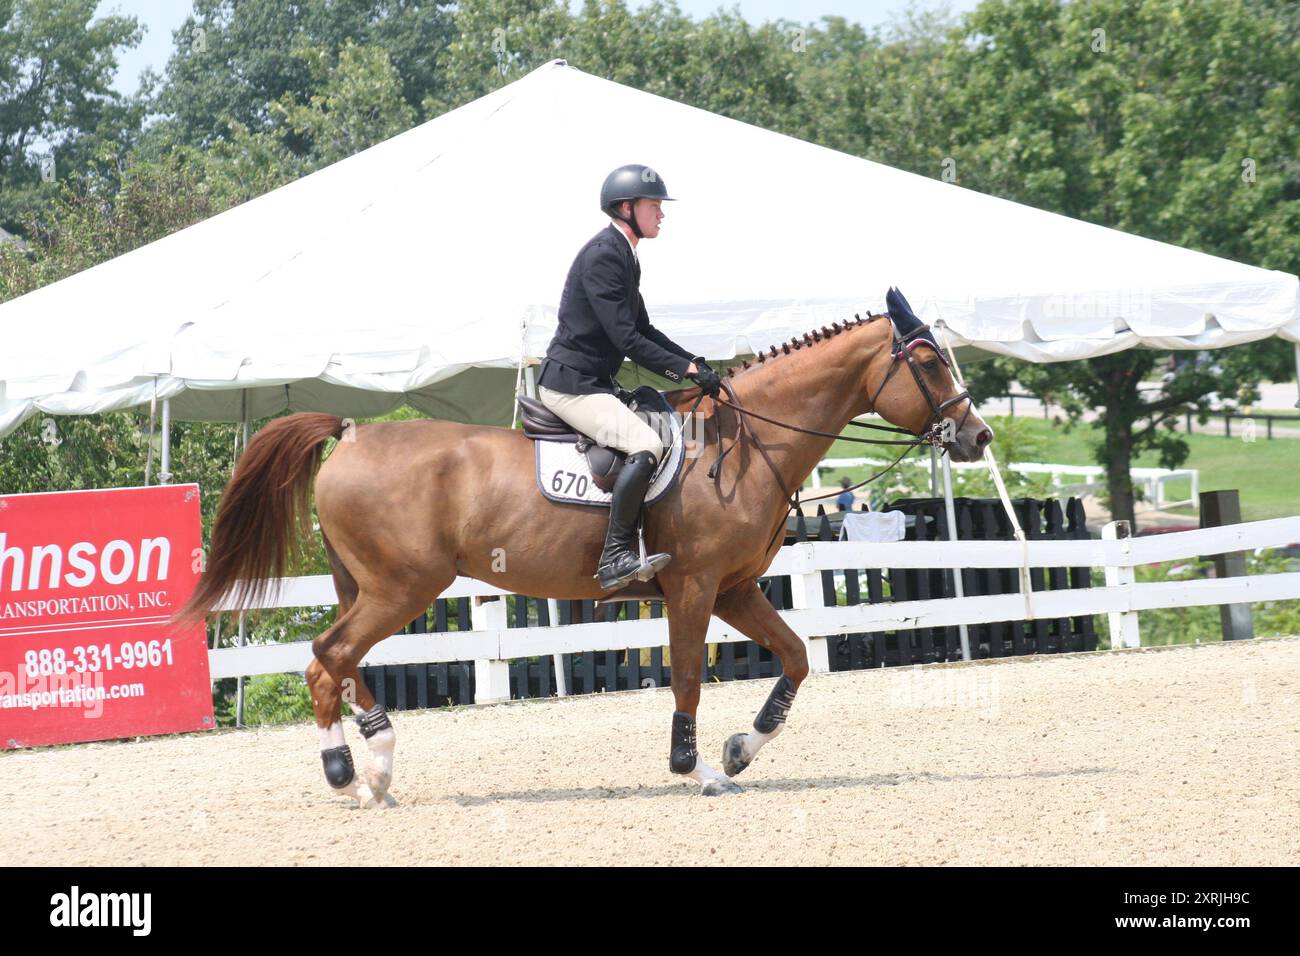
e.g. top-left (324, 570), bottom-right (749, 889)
top-left (518, 386), bottom-right (676, 493)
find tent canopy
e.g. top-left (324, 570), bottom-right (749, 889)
top-left (1, 59), bottom-right (1296, 436)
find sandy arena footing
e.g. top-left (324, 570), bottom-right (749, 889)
top-left (3, 637), bottom-right (1297, 866)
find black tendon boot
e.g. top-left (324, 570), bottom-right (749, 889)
top-left (669, 710), bottom-right (698, 774)
top-left (596, 450), bottom-right (672, 590)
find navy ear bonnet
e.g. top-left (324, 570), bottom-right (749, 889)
top-left (885, 286), bottom-right (945, 360)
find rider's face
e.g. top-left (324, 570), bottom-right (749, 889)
top-left (624, 198), bottom-right (664, 238)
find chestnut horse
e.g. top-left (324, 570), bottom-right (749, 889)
top-left (181, 309), bottom-right (992, 804)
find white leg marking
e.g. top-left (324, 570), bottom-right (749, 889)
top-left (336, 777), bottom-right (380, 808)
top-left (319, 722), bottom-right (346, 749)
top-left (365, 727), bottom-right (396, 778)
top-left (742, 723), bottom-right (782, 762)
top-left (363, 726), bottom-right (396, 803)
top-left (686, 763), bottom-right (728, 786)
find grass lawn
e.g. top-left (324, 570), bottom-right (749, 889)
top-left (821, 415), bottom-right (1300, 522)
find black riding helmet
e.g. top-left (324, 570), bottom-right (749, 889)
top-left (600, 164), bottom-right (676, 238)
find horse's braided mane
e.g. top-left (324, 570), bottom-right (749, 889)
top-left (723, 311), bottom-right (887, 377)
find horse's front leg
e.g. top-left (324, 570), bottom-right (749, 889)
top-left (662, 573), bottom-right (741, 796)
top-left (711, 580), bottom-right (810, 778)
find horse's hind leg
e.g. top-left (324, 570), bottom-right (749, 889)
top-left (308, 533), bottom-right (358, 736)
top-left (711, 580), bottom-right (810, 778)
top-left (307, 534), bottom-right (376, 804)
top-left (306, 656), bottom-right (355, 793)
top-left (311, 582), bottom-right (447, 808)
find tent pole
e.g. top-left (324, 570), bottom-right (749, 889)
top-left (235, 390), bottom-right (251, 728)
top-left (511, 316), bottom-right (530, 430)
top-left (1293, 343), bottom-right (1300, 410)
top-left (521, 366), bottom-right (567, 693)
top-left (934, 320), bottom-right (1034, 619)
top-left (929, 447), bottom-right (939, 496)
top-left (159, 398), bottom-right (172, 485)
top-left (144, 377), bottom-right (158, 485)
top-left (941, 454), bottom-right (971, 661)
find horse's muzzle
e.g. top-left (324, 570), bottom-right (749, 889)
top-left (946, 419), bottom-right (994, 463)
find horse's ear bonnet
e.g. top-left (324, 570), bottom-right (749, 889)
top-left (885, 286), bottom-right (945, 361)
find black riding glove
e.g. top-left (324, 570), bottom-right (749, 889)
top-left (688, 356), bottom-right (721, 397)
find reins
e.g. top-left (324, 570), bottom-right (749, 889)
top-left (677, 312), bottom-right (975, 558)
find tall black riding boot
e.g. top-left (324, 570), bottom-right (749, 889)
top-left (596, 450), bottom-right (672, 590)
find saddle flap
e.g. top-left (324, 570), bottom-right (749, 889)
top-left (586, 445), bottom-right (625, 493)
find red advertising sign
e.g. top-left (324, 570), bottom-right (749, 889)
top-left (0, 485), bottom-right (214, 748)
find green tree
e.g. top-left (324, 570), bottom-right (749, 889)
top-left (422, 0), bottom-right (571, 114)
top-left (941, 0), bottom-right (1300, 524)
top-left (265, 40), bottom-right (417, 169)
top-left (427, 0), bottom-right (806, 128)
top-left (0, 148), bottom-right (226, 298)
top-left (146, 0), bottom-right (455, 152)
top-left (240, 673), bottom-right (316, 726)
top-left (0, 0), bottom-right (146, 235)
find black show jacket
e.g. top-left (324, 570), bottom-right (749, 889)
top-left (538, 224), bottom-right (694, 395)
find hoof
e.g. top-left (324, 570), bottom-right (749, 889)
top-left (723, 733), bottom-right (752, 777)
top-left (701, 777), bottom-right (743, 797)
top-left (340, 779), bottom-right (395, 810)
top-left (356, 780), bottom-right (381, 809)
top-left (366, 766), bottom-right (392, 801)
top-left (357, 790), bottom-right (396, 810)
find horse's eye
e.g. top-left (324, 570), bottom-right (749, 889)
top-left (922, 359), bottom-right (938, 372)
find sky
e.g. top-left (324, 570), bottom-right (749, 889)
top-left (94, 0), bottom-right (983, 97)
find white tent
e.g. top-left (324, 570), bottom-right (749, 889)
top-left (2, 58), bottom-right (1297, 437)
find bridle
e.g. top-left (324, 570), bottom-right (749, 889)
top-left (867, 317), bottom-right (975, 448)
top-left (680, 311), bottom-right (976, 557)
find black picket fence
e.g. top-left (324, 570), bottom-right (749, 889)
top-left (359, 591), bottom-right (781, 710)
top-left (359, 597), bottom-right (476, 710)
top-left (800, 496), bottom-right (1098, 669)
top-left (500, 595), bottom-right (782, 699)
top-left (360, 496), bottom-right (1097, 710)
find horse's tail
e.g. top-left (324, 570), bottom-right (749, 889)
top-left (174, 413), bottom-right (345, 626)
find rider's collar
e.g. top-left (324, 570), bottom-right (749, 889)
top-left (608, 221), bottom-right (638, 260)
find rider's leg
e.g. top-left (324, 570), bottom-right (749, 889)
top-left (537, 387), bottom-right (664, 458)
top-left (535, 387), bottom-right (670, 588)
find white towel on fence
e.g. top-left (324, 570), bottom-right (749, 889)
top-left (839, 510), bottom-right (906, 543)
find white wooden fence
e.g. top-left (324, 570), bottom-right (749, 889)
top-left (812, 457), bottom-right (1200, 511)
top-left (206, 515), bottom-right (1300, 704)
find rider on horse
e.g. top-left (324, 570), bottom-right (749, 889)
top-left (537, 165), bottom-right (722, 591)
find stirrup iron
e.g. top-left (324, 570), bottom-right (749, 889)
top-left (635, 516), bottom-right (670, 582)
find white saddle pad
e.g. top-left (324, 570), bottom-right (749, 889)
top-left (533, 407), bottom-right (684, 508)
